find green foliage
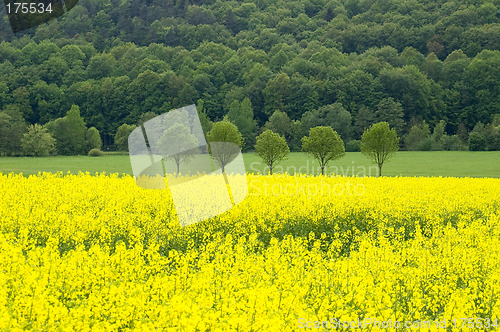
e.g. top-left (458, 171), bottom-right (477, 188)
top-left (86, 127), bottom-right (102, 152)
top-left (375, 98), bottom-right (405, 135)
top-left (431, 120), bottom-right (447, 151)
top-left (468, 132), bottom-right (487, 151)
top-left (492, 114), bottom-right (500, 127)
top-left (263, 110), bottom-right (292, 143)
top-left (263, 73), bottom-right (291, 117)
top-left (427, 120), bottom-right (467, 151)
top-left (86, 54), bottom-right (116, 80)
top-left (301, 126), bottom-right (345, 175)
top-left (114, 124), bottom-right (136, 152)
top-left (456, 123), bottom-right (469, 143)
top-left (206, 120), bottom-right (243, 172)
top-left (405, 122), bottom-right (431, 151)
top-left (88, 148), bottom-right (104, 157)
top-left (21, 124), bottom-right (56, 157)
top-left (197, 100), bottom-right (213, 136)
top-left (156, 123), bottom-right (199, 176)
top-left (467, 121), bottom-right (500, 151)
top-left (289, 120), bottom-right (304, 153)
top-left (226, 98), bottom-right (257, 151)
top-left (138, 112), bottom-right (158, 126)
top-left (0, 0), bottom-right (498, 153)
top-left (302, 103), bottom-right (353, 142)
top-left (255, 130), bottom-right (290, 175)
top-left (441, 135), bottom-right (467, 151)
top-left (0, 106), bottom-right (27, 156)
top-left (353, 106), bottom-right (376, 139)
top-left (162, 109), bottom-right (190, 132)
top-left (361, 122), bottom-right (399, 177)
top-left (345, 140), bottom-right (361, 152)
top-left (464, 51), bottom-right (500, 124)
top-left (483, 123), bottom-right (500, 151)
top-left (47, 105), bottom-right (87, 155)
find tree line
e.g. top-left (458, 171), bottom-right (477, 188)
top-left (1, 42), bottom-right (500, 154)
top-left (0, 104), bottom-right (102, 156)
top-left (1, 99), bottom-right (499, 157)
top-left (168, 117), bottom-right (398, 177)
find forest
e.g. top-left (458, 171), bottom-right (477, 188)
top-left (0, 0), bottom-right (499, 153)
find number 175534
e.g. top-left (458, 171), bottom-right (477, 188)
top-left (6, 2), bottom-right (53, 14)
top-left (452, 318), bottom-right (498, 329)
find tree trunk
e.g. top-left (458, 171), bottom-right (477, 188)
top-left (378, 164), bottom-right (382, 177)
top-left (270, 164), bottom-right (273, 175)
top-left (176, 161), bottom-right (180, 177)
top-left (321, 165), bottom-right (324, 175)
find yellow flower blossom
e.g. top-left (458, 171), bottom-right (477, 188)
top-left (0, 172), bottom-right (499, 330)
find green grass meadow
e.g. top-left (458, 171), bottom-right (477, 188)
top-left (1, 151), bottom-right (499, 178)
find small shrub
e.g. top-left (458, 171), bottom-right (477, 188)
top-left (88, 148), bottom-right (104, 157)
top-left (345, 140), bottom-right (361, 152)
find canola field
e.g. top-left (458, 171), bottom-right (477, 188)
top-left (0, 172), bottom-right (500, 331)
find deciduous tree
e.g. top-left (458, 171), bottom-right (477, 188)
top-left (255, 130), bottom-right (290, 175)
top-left (157, 123), bottom-right (199, 176)
top-left (361, 122), bottom-right (399, 177)
top-left (115, 124), bottom-right (136, 152)
top-left (206, 120), bottom-right (243, 173)
top-left (86, 127), bottom-right (102, 152)
top-left (21, 124), bottom-right (56, 157)
top-left (302, 126), bottom-right (345, 175)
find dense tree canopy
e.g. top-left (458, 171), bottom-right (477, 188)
top-left (0, 0), bottom-right (499, 152)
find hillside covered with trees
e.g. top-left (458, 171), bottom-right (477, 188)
top-left (0, 0), bottom-right (499, 154)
